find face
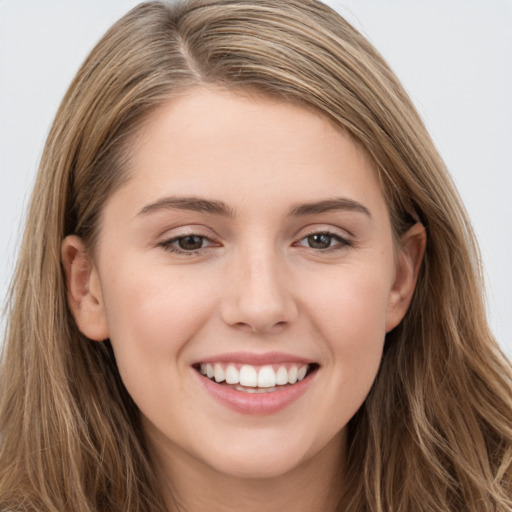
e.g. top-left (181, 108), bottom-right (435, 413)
top-left (64, 88), bottom-right (422, 482)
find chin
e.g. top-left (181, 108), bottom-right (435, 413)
top-left (210, 452), bottom-right (305, 480)
top-left (199, 432), bottom-right (322, 480)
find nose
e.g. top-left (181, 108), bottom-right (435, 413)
top-left (220, 248), bottom-right (298, 334)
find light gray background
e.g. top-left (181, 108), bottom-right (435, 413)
top-left (1, 1), bottom-right (511, 355)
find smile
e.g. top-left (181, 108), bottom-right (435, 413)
top-left (192, 357), bottom-right (319, 415)
top-left (196, 362), bottom-right (313, 392)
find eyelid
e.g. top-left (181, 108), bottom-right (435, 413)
top-left (156, 223), bottom-right (216, 238)
top-left (297, 224), bottom-right (354, 241)
top-left (293, 226), bottom-right (355, 252)
top-left (158, 227), bottom-right (221, 255)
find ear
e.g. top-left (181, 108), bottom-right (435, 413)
top-left (61, 235), bottom-right (109, 341)
top-left (385, 222), bottom-right (426, 332)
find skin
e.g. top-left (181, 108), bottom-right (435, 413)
top-left (63, 88), bottom-right (425, 511)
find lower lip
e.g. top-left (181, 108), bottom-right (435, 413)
top-left (195, 370), bottom-right (315, 415)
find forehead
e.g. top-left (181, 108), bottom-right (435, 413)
top-left (104, 87), bottom-right (388, 223)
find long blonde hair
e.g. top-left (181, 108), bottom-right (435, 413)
top-left (1, 1), bottom-right (511, 510)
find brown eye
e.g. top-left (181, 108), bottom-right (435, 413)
top-left (306, 233), bottom-right (334, 249)
top-left (296, 231), bottom-right (353, 252)
top-left (177, 235), bottom-right (205, 251)
top-left (160, 233), bottom-right (219, 255)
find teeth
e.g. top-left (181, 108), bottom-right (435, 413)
top-left (276, 366), bottom-right (288, 385)
top-left (198, 362), bottom-right (312, 388)
top-left (297, 365), bottom-right (308, 381)
top-left (288, 366), bottom-right (298, 384)
top-left (257, 365), bottom-right (276, 388)
top-left (234, 385), bottom-right (280, 393)
top-left (225, 364), bottom-right (239, 384)
top-left (239, 365), bottom-right (258, 387)
top-left (214, 363), bottom-right (225, 383)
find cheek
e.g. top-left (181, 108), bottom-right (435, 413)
top-left (309, 263), bottom-right (391, 333)
top-left (99, 259), bottom-right (218, 386)
top-left (277, 264), bottom-right (394, 455)
top-left (303, 263), bottom-right (392, 385)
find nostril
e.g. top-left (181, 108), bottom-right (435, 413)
top-left (233, 321), bottom-right (256, 332)
top-left (232, 319), bottom-right (289, 334)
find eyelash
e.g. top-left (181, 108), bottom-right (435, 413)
top-left (294, 231), bottom-right (353, 253)
top-left (159, 230), bottom-right (353, 255)
top-left (159, 234), bottom-right (216, 255)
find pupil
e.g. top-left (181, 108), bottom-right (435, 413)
top-left (179, 235), bottom-right (203, 250)
top-left (308, 234), bottom-right (331, 249)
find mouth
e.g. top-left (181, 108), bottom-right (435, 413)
top-left (192, 362), bottom-right (319, 394)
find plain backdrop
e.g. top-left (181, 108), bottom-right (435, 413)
top-left (1, 0), bottom-right (511, 355)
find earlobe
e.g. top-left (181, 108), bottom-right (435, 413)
top-left (61, 235), bottom-right (109, 341)
top-left (385, 222), bottom-right (426, 332)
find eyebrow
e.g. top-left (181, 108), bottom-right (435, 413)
top-left (288, 197), bottom-right (371, 218)
top-left (138, 196), bottom-right (236, 217)
top-left (137, 195), bottom-right (371, 218)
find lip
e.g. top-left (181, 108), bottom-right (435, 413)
top-left (194, 351), bottom-right (313, 366)
top-left (192, 352), bottom-right (318, 415)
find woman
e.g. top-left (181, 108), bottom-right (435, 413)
top-left (1, 1), bottom-right (511, 510)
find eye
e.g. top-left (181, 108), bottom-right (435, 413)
top-left (296, 231), bottom-right (352, 251)
top-left (160, 234), bottom-right (216, 254)
top-left (176, 235), bottom-right (206, 251)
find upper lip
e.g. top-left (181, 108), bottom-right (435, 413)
top-left (193, 351), bottom-right (316, 366)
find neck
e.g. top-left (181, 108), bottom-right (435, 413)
top-left (148, 429), bottom-right (345, 512)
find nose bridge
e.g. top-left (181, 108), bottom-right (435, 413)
top-left (222, 239), bottom-right (297, 332)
